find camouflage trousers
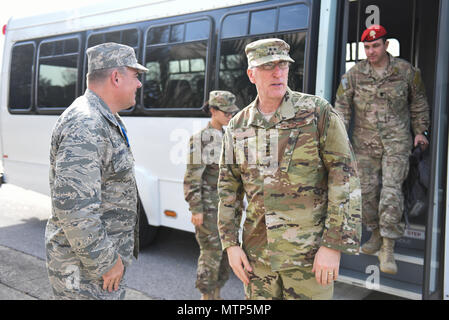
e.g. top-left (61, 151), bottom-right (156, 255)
top-left (356, 152), bottom-right (409, 239)
top-left (244, 261), bottom-right (333, 300)
top-left (46, 262), bottom-right (126, 300)
top-left (195, 208), bottom-right (230, 294)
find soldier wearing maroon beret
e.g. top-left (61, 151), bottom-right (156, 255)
top-left (334, 25), bottom-right (430, 275)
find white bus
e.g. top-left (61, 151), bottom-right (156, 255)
top-left (1, 0), bottom-right (448, 300)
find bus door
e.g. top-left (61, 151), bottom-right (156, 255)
top-left (425, 0), bottom-right (449, 300)
top-left (335, 0), bottom-right (447, 300)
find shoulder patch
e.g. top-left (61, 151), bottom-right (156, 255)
top-left (341, 78), bottom-right (349, 91)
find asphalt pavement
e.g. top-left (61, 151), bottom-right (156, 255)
top-left (0, 183), bottom-right (375, 300)
top-left (0, 244), bottom-right (152, 300)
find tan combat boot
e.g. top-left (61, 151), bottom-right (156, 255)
top-left (361, 229), bottom-right (382, 254)
top-left (200, 292), bottom-right (214, 300)
top-left (213, 287), bottom-right (223, 300)
top-left (378, 238), bottom-right (398, 275)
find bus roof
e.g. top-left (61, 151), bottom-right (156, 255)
top-left (6, 0), bottom-right (264, 42)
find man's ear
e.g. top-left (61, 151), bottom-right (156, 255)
top-left (111, 70), bottom-right (120, 87)
top-left (247, 68), bottom-right (256, 84)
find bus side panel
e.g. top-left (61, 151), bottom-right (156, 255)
top-left (1, 114), bottom-right (56, 196)
top-left (125, 116), bottom-right (208, 233)
top-left (134, 166), bottom-right (161, 227)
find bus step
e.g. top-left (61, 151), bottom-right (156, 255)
top-left (340, 246), bottom-right (424, 299)
top-left (338, 268), bottom-right (422, 300)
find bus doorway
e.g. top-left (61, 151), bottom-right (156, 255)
top-left (334, 0), bottom-right (447, 299)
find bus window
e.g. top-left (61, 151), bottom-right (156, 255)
top-left (278, 4), bottom-right (309, 31)
top-left (218, 2), bottom-right (309, 107)
top-left (221, 13), bottom-right (248, 39)
top-left (250, 9), bottom-right (277, 35)
top-left (88, 29), bottom-right (139, 49)
top-left (185, 20), bottom-right (210, 42)
top-left (86, 28), bottom-right (141, 112)
top-left (148, 26), bottom-right (170, 44)
top-left (143, 19), bottom-right (211, 110)
top-left (8, 43), bottom-right (35, 111)
top-left (37, 38), bottom-right (80, 109)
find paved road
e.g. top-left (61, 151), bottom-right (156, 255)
top-left (0, 183), bottom-right (244, 300)
top-left (0, 183), bottom-right (376, 300)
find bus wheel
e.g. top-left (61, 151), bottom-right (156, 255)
top-left (138, 198), bottom-right (158, 249)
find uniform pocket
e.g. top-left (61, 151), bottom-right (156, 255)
top-left (387, 82), bottom-right (408, 117)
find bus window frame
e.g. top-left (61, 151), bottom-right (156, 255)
top-left (215, 0), bottom-right (314, 94)
top-left (7, 41), bottom-right (36, 114)
top-left (141, 16), bottom-right (213, 116)
top-left (83, 26), bottom-right (142, 114)
top-left (35, 34), bottom-right (82, 114)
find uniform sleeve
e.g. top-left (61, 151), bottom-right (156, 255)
top-left (317, 103), bottom-right (362, 255)
top-left (409, 68), bottom-right (430, 136)
top-left (334, 72), bottom-right (355, 130)
top-left (217, 127), bottom-right (245, 251)
top-left (52, 125), bottom-right (118, 278)
top-left (183, 134), bottom-right (206, 215)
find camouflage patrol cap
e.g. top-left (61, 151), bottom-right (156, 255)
top-left (208, 90), bottom-right (240, 113)
top-left (87, 42), bottom-right (149, 74)
top-left (245, 38), bottom-right (295, 68)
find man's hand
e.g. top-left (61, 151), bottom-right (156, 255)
top-left (191, 213), bottom-right (204, 227)
top-left (102, 255), bottom-right (124, 292)
top-left (226, 246), bottom-right (252, 285)
top-left (414, 134), bottom-right (429, 151)
top-left (312, 246), bottom-right (341, 286)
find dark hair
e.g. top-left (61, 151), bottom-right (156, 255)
top-left (202, 101), bottom-right (219, 116)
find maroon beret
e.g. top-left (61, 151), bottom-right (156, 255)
top-left (361, 25), bottom-right (387, 42)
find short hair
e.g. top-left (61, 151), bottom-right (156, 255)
top-left (201, 101), bottom-right (220, 116)
top-left (87, 66), bottom-right (127, 85)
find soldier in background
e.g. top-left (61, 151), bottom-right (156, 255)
top-left (184, 91), bottom-right (240, 300)
top-left (217, 38), bottom-right (361, 300)
top-left (334, 25), bottom-right (430, 274)
top-left (45, 43), bottom-right (148, 299)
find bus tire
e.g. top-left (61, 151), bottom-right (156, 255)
top-left (138, 198), bottom-right (158, 249)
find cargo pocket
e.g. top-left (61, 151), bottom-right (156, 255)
top-left (387, 83), bottom-right (408, 118)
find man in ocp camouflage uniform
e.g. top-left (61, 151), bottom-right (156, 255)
top-left (218, 38), bottom-right (361, 300)
top-left (334, 25), bottom-right (430, 274)
top-left (45, 42), bottom-right (148, 299)
top-left (184, 91), bottom-right (240, 300)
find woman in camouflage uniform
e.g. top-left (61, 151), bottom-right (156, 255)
top-left (184, 91), bottom-right (240, 300)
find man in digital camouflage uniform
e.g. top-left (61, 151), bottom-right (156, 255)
top-left (45, 42), bottom-right (148, 299)
top-left (184, 91), bottom-right (240, 300)
top-left (334, 25), bottom-right (430, 274)
top-left (217, 38), bottom-right (361, 300)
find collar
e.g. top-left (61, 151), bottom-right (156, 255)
top-left (207, 121), bottom-right (224, 134)
top-left (360, 52), bottom-right (397, 79)
top-left (84, 89), bottom-right (120, 128)
top-left (247, 87), bottom-right (297, 128)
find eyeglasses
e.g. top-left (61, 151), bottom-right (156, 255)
top-left (258, 61), bottom-right (290, 71)
top-left (223, 111), bottom-right (236, 117)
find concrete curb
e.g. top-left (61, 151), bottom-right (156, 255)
top-left (0, 245), bottom-right (152, 300)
